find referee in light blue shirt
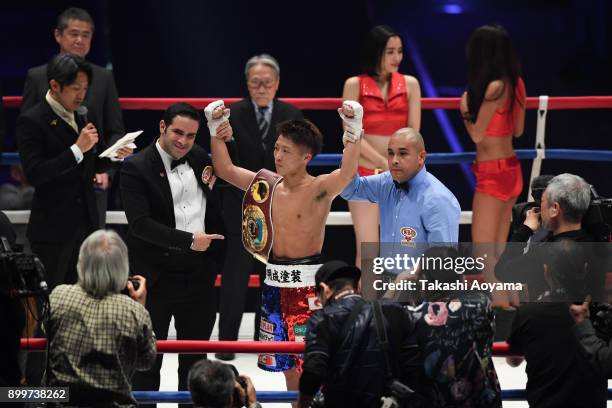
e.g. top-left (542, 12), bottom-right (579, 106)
top-left (341, 128), bottom-right (460, 275)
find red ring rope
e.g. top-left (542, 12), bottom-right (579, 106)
top-left (20, 338), bottom-right (518, 355)
top-left (4, 96), bottom-right (612, 110)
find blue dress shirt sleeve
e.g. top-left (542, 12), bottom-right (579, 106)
top-left (340, 174), bottom-right (384, 203)
top-left (422, 193), bottom-right (461, 243)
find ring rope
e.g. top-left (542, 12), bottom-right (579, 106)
top-left (130, 389), bottom-right (612, 403)
top-left (2, 148), bottom-right (611, 167)
top-left (5, 96), bottom-right (612, 110)
top-left (20, 338), bottom-right (518, 356)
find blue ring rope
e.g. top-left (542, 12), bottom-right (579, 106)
top-left (2, 149), bottom-right (611, 166)
top-left (132, 388), bottom-right (612, 403)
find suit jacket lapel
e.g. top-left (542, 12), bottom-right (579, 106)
top-left (185, 151), bottom-right (211, 197)
top-left (148, 145), bottom-right (175, 225)
top-left (42, 102), bottom-right (79, 147)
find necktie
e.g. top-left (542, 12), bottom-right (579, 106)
top-left (393, 179), bottom-right (410, 193)
top-left (257, 106), bottom-right (270, 148)
top-left (171, 157), bottom-right (187, 170)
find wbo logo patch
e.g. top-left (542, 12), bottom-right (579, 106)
top-left (400, 227), bottom-right (417, 246)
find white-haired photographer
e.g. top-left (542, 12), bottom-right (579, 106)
top-left (45, 229), bottom-right (156, 406)
top-left (495, 173), bottom-right (606, 302)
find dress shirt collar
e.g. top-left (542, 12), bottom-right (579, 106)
top-left (410, 166), bottom-right (428, 189)
top-left (155, 139), bottom-right (179, 172)
top-left (45, 90), bottom-right (77, 127)
top-left (394, 166), bottom-right (427, 193)
top-left (251, 98), bottom-right (274, 117)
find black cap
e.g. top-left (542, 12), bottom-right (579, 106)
top-left (315, 260), bottom-right (361, 288)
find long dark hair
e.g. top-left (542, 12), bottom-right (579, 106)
top-left (361, 25), bottom-right (403, 78)
top-left (465, 24), bottom-right (522, 123)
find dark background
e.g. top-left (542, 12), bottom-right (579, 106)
top-left (1, 0), bottom-right (611, 261)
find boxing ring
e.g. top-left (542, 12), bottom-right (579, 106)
top-left (6, 95), bottom-right (612, 404)
top-left (17, 338), bottom-right (612, 403)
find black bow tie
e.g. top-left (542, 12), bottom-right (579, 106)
top-left (170, 157), bottom-right (187, 170)
top-left (393, 180), bottom-right (410, 192)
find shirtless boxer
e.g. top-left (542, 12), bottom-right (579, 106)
top-left (207, 99), bottom-right (361, 394)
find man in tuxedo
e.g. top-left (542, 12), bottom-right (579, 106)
top-left (21, 7), bottom-right (125, 226)
top-left (217, 54), bottom-right (302, 360)
top-left (17, 53), bottom-right (109, 290)
top-left (120, 103), bottom-right (225, 397)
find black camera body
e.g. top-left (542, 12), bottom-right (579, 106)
top-left (234, 375), bottom-right (248, 407)
top-left (121, 276), bottom-right (141, 296)
top-left (0, 237), bottom-right (47, 297)
top-left (128, 276), bottom-right (140, 291)
top-left (380, 379), bottom-right (420, 408)
top-left (590, 302), bottom-right (612, 343)
top-left (228, 364), bottom-right (249, 408)
top-left (511, 178), bottom-right (549, 236)
top-left (583, 197), bottom-right (612, 242)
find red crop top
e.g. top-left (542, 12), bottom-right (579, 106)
top-left (358, 72), bottom-right (409, 136)
top-left (485, 77), bottom-right (526, 137)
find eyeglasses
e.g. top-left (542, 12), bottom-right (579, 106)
top-left (247, 79), bottom-right (276, 89)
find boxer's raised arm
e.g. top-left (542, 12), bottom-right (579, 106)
top-left (205, 100), bottom-right (255, 191)
top-left (320, 101), bottom-right (362, 197)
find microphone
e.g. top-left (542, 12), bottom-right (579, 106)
top-left (76, 105), bottom-right (88, 124)
top-left (76, 105), bottom-right (96, 153)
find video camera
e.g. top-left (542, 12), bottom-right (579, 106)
top-left (0, 237), bottom-right (47, 297)
top-left (511, 175), bottom-right (553, 236)
top-left (582, 190), bottom-right (612, 242)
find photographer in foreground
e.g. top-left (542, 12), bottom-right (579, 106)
top-left (570, 298), bottom-right (612, 378)
top-left (46, 230), bottom-right (156, 406)
top-left (188, 359), bottom-right (260, 408)
top-left (298, 261), bottom-right (422, 408)
top-left (507, 240), bottom-right (607, 407)
top-left (495, 173), bottom-right (605, 301)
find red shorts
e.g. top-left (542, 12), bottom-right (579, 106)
top-left (357, 166), bottom-right (383, 176)
top-left (472, 156), bottom-right (523, 201)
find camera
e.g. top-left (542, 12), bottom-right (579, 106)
top-left (0, 237), bottom-right (47, 297)
top-left (128, 276), bottom-right (140, 291)
top-left (590, 302), bottom-right (612, 343)
top-left (228, 364), bottom-right (248, 407)
top-left (511, 175), bottom-right (553, 235)
top-left (380, 379), bottom-right (422, 408)
top-left (308, 391), bottom-right (325, 408)
top-left (582, 193), bottom-right (612, 243)
top-left (121, 276), bottom-right (141, 297)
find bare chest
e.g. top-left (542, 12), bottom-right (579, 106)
top-left (271, 186), bottom-right (329, 230)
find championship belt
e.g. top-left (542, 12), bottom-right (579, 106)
top-left (242, 169), bottom-right (283, 263)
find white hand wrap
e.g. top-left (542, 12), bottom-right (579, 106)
top-left (204, 100), bottom-right (231, 137)
top-left (338, 100), bottom-right (364, 144)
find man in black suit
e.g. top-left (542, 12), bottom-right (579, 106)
top-left (21, 7), bottom-right (125, 226)
top-left (216, 54), bottom-right (302, 360)
top-left (17, 53), bottom-right (109, 290)
top-left (121, 103), bottom-right (225, 397)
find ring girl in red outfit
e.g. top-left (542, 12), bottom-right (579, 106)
top-left (342, 25), bottom-right (421, 267)
top-left (460, 24), bottom-right (526, 306)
